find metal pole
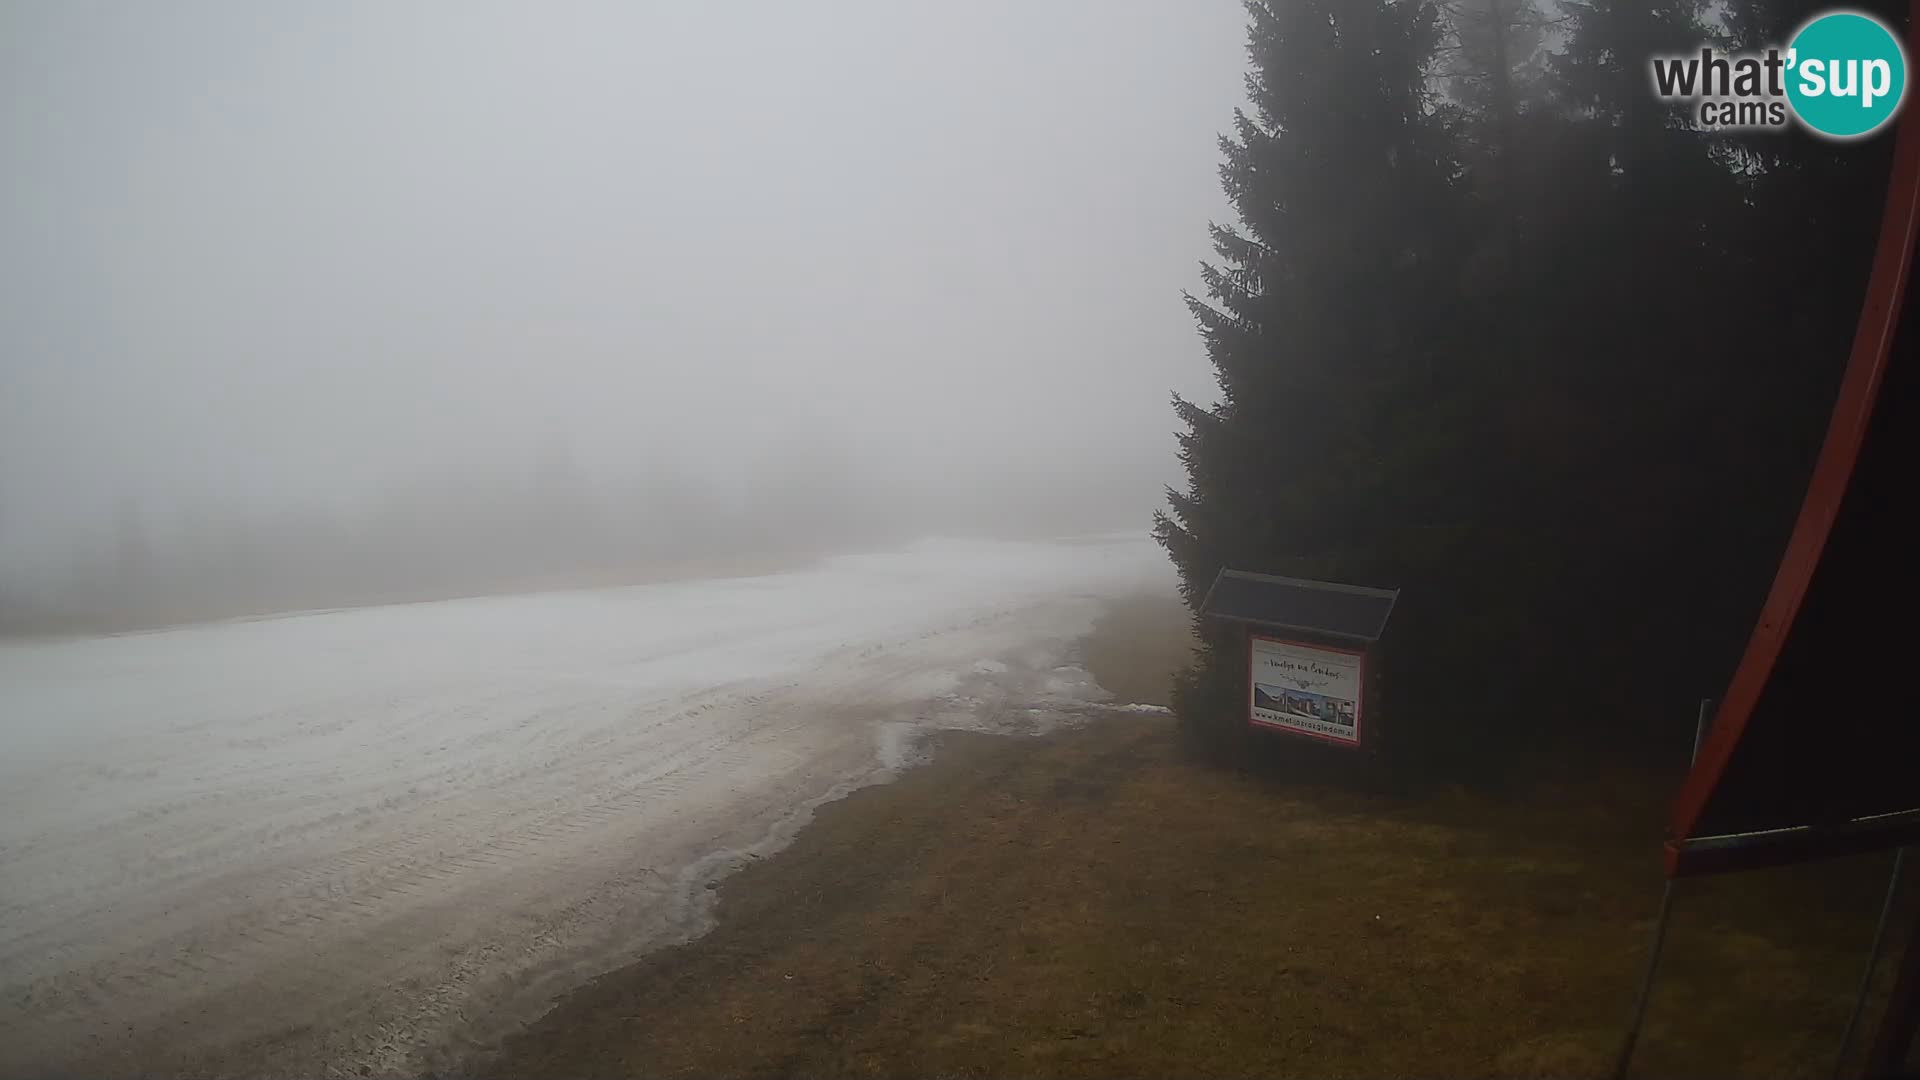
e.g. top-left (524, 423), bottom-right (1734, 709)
top-left (1833, 847), bottom-right (1910, 1080)
top-left (1863, 898), bottom-right (1920, 1079)
top-left (1611, 698), bottom-right (1714, 1080)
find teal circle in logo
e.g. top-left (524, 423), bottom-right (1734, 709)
top-left (1785, 11), bottom-right (1908, 139)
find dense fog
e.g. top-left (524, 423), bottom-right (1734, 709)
top-left (0, 2), bottom-right (1246, 631)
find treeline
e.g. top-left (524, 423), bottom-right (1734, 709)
top-left (2, 460), bottom-right (826, 635)
top-left (1156, 0), bottom-right (1901, 777)
top-left (0, 435), bottom-right (1160, 636)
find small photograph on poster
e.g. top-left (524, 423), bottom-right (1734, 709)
top-left (1253, 684), bottom-right (1355, 728)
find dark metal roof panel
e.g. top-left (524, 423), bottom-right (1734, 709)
top-left (1198, 569), bottom-right (1398, 642)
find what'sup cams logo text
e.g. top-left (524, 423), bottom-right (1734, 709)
top-left (1650, 9), bottom-right (1908, 140)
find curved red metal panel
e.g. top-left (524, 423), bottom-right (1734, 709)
top-left (1665, 7), bottom-right (1920, 877)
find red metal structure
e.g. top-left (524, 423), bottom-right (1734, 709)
top-left (1635, 8), bottom-right (1920, 1075)
top-left (1664, 18), bottom-right (1920, 880)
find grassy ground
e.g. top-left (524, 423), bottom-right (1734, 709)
top-left (478, 593), bottom-right (1912, 1079)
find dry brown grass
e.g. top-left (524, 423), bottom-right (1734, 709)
top-left (477, 593), bottom-right (1912, 1080)
top-left (1074, 591), bottom-right (1196, 708)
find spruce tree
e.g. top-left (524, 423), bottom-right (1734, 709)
top-left (1159, 0), bottom-right (1902, 772)
top-left (1155, 0), bottom-right (1461, 755)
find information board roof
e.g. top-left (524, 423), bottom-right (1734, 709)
top-left (1198, 569), bottom-right (1397, 643)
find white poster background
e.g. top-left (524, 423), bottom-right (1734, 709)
top-left (1249, 636), bottom-right (1363, 745)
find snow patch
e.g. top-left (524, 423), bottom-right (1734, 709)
top-left (0, 533), bottom-right (1175, 1078)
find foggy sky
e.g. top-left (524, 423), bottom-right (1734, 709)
top-left (1, 1), bottom-right (1246, 588)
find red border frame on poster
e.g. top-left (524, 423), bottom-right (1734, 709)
top-left (1246, 633), bottom-right (1367, 749)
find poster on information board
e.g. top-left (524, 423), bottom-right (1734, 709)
top-left (1249, 634), bottom-right (1364, 747)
